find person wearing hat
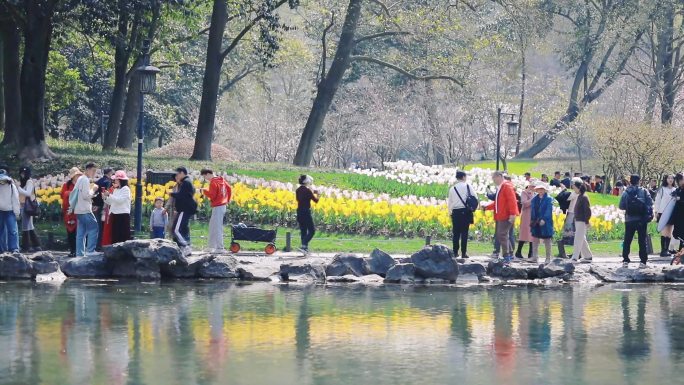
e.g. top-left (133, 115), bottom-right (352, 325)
top-left (0, 169), bottom-right (20, 253)
top-left (16, 166), bottom-right (42, 252)
top-left (171, 167), bottom-right (197, 257)
top-left (103, 170), bottom-right (131, 244)
top-left (72, 162), bottom-right (99, 257)
top-left (515, 180), bottom-right (535, 260)
top-left (60, 167), bottom-right (82, 257)
top-left (530, 182), bottom-right (555, 264)
top-left (296, 174), bottom-right (320, 254)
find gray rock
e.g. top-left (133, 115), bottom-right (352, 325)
top-left (358, 274), bottom-right (384, 284)
top-left (564, 264), bottom-right (602, 285)
top-left (199, 255), bottom-right (240, 279)
top-left (410, 244), bottom-right (458, 281)
top-left (487, 260), bottom-right (530, 280)
top-left (35, 270), bottom-right (67, 283)
top-left (590, 265), bottom-right (635, 283)
top-left (0, 253), bottom-right (33, 279)
top-left (237, 264), bottom-right (278, 281)
top-left (161, 254), bottom-right (215, 279)
top-left (458, 262), bottom-right (487, 277)
top-left (384, 263), bottom-right (416, 283)
top-left (367, 249), bottom-right (396, 277)
top-left (664, 266), bottom-right (684, 281)
top-left (632, 267), bottom-right (665, 282)
top-left (279, 263), bottom-right (326, 283)
top-left (456, 274), bottom-right (481, 284)
top-left (60, 254), bottom-right (112, 278)
top-left (112, 258), bottom-right (161, 281)
top-left (104, 239), bottom-right (182, 264)
top-left (326, 253), bottom-right (369, 277)
top-left (539, 259), bottom-right (575, 278)
top-left (29, 252), bottom-right (61, 275)
top-left (327, 275), bottom-right (362, 283)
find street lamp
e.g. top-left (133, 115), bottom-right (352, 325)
top-left (133, 40), bottom-right (160, 234)
top-left (496, 107), bottom-right (519, 171)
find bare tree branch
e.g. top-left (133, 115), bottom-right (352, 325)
top-left (320, 11), bottom-right (335, 84)
top-left (350, 55), bottom-right (464, 85)
top-left (354, 31), bottom-right (410, 45)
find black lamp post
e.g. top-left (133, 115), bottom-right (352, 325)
top-left (133, 40), bottom-right (160, 233)
top-left (495, 107), bottom-right (519, 171)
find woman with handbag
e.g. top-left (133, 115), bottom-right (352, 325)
top-left (61, 168), bottom-right (81, 257)
top-left (16, 166), bottom-right (41, 252)
top-left (530, 182), bottom-right (555, 264)
top-left (103, 170), bottom-right (131, 244)
top-left (448, 171), bottom-right (477, 259)
top-left (571, 180), bottom-right (593, 262)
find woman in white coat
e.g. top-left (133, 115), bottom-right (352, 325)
top-left (654, 174), bottom-right (676, 256)
top-left (103, 170), bottom-right (132, 244)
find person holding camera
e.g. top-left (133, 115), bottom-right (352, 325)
top-left (296, 175), bottom-right (320, 254)
top-left (448, 170), bottom-right (477, 259)
top-left (0, 169), bottom-right (20, 253)
top-left (619, 174), bottom-right (654, 268)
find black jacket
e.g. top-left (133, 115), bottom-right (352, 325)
top-left (171, 176), bottom-right (197, 214)
top-left (93, 176), bottom-right (111, 208)
top-left (555, 190), bottom-right (571, 214)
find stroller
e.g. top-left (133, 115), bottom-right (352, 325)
top-left (229, 224), bottom-right (277, 255)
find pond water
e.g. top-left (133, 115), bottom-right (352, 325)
top-left (1, 282), bottom-right (684, 385)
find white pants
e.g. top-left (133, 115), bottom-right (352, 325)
top-left (208, 205), bottom-right (226, 250)
top-left (532, 238), bottom-right (552, 261)
top-left (572, 220), bottom-right (593, 260)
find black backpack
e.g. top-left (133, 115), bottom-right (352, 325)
top-left (455, 185), bottom-right (478, 212)
top-left (626, 188), bottom-right (647, 217)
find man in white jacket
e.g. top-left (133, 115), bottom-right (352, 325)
top-left (0, 169), bottom-right (20, 253)
top-left (71, 163), bottom-right (99, 257)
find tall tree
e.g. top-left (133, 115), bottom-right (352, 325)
top-left (191, 0), bottom-right (300, 161)
top-left (516, 0), bottom-right (649, 159)
top-left (293, 0), bottom-right (464, 167)
top-left (0, 6), bottom-right (21, 147)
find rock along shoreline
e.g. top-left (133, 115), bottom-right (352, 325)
top-left (1, 239), bottom-right (684, 286)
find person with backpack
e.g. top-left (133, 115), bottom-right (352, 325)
top-left (171, 167), bottom-right (198, 257)
top-left (448, 171), bottom-right (477, 259)
top-left (655, 174), bottom-right (676, 256)
top-left (200, 169), bottom-right (232, 253)
top-left (16, 166), bottom-right (41, 252)
top-left (571, 180), bottom-right (593, 262)
top-left (619, 174), bottom-right (654, 268)
top-left (515, 181), bottom-right (535, 260)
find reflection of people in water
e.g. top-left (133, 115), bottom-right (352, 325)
top-left (450, 302), bottom-right (473, 348)
top-left (527, 293), bottom-right (551, 353)
top-left (619, 292), bottom-right (650, 383)
top-left (493, 291), bottom-right (516, 381)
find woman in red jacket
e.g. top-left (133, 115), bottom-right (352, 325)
top-left (484, 171), bottom-right (520, 263)
top-left (61, 168), bottom-right (81, 257)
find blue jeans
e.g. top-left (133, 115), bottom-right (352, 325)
top-left (76, 213), bottom-right (99, 257)
top-left (0, 211), bottom-right (19, 252)
top-left (152, 226), bottom-right (165, 239)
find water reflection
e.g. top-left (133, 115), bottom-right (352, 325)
top-left (0, 282), bottom-right (683, 385)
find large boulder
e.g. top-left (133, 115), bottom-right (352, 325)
top-left (366, 249), bottom-right (396, 277)
top-left (161, 254), bottom-right (215, 279)
top-left (60, 254), bottom-right (112, 278)
top-left (325, 253), bottom-right (369, 277)
top-left (458, 262), bottom-right (487, 277)
top-left (384, 263), bottom-right (416, 284)
top-left (279, 263), bottom-right (326, 283)
top-left (199, 255), bottom-right (240, 279)
top-left (410, 245), bottom-right (458, 281)
top-left (632, 267), bottom-right (665, 282)
top-left (112, 258), bottom-right (161, 281)
top-left (104, 239), bottom-right (183, 264)
top-left (0, 253), bottom-right (33, 279)
top-left (29, 252), bottom-right (61, 275)
top-left (538, 259), bottom-right (575, 279)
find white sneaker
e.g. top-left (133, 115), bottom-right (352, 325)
top-left (85, 252), bottom-right (100, 257)
top-left (638, 263), bottom-right (648, 269)
top-left (622, 262), bottom-right (630, 268)
top-left (298, 247), bottom-right (309, 255)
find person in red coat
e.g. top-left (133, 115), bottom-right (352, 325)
top-left (484, 171), bottom-right (520, 262)
top-left (61, 168), bottom-right (81, 257)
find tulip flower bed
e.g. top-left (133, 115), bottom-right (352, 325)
top-left (31, 164), bottom-right (639, 242)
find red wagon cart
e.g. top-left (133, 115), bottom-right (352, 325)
top-left (229, 225), bottom-right (277, 255)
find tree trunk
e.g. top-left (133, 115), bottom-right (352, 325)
top-left (577, 144), bottom-right (583, 172)
top-left (0, 35), bottom-right (4, 135)
top-left (515, 48), bottom-right (526, 155)
top-left (424, 81), bottom-right (445, 165)
top-left (116, 59), bottom-right (142, 149)
top-left (293, 0), bottom-right (363, 167)
top-left (17, 1), bottom-right (56, 160)
top-left (661, 9), bottom-right (676, 125)
top-left (103, 6), bottom-right (131, 151)
top-left (191, 0), bottom-right (228, 161)
top-left (0, 20), bottom-right (21, 147)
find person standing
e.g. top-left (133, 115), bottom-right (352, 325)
top-left (484, 171), bottom-right (520, 263)
top-left (515, 181), bottom-right (535, 260)
top-left (61, 168), bottom-right (81, 257)
top-left (103, 171), bottom-right (131, 244)
top-left (171, 167), bottom-right (197, 256)
top-left (149, 198), bottom-right (168, 239)
top-left (648, 178), bottom-right (659, 200)
top-left (71, 163), bottom-right (99, 257)
top-left (200, 169), bottom-right (232, 253)
top-left (655, 174), bottom-right (676, 256)
top-left (448, 171), bottom-right (476, 259)
top-left (555, 179), bottom-right (572, 214)
top-left (669, 173), bottom-right (684, 252)
top-left (550, 171), bottom-right (562, 188)
top-left (619, 174), bottom-right (654, 268)
top-left (16, 167), bottom-right (42, 251)
top-left (296, 175), bottom-right (320, 254)
top-left (93, 168), bottom-right (113, 250)
top-left (0, 169), bottom-right (20, 253)
top-left (530, 183), bottom-right (555, 264)
top-left (571, 180), bottom-right (593, 262)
